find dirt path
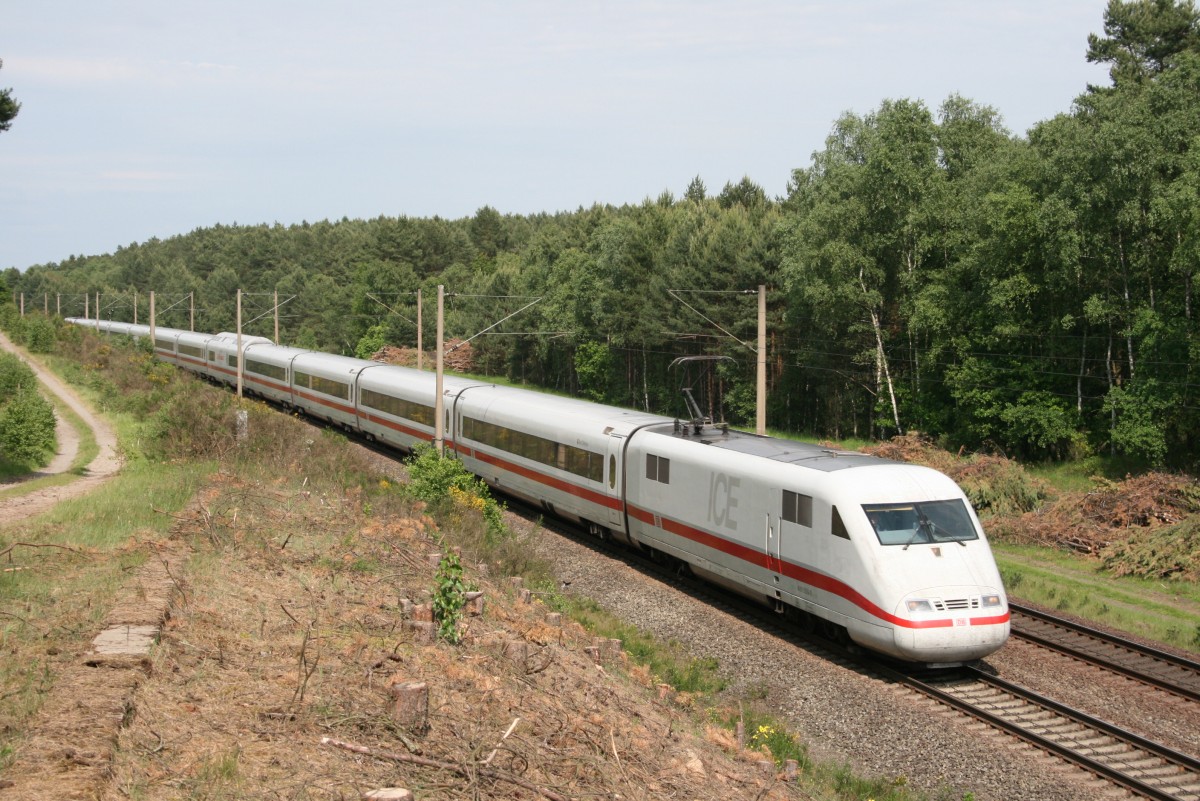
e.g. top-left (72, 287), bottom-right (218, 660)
top-left (0, 331), bottom-right (122, 524)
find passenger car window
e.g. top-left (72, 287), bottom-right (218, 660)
top-left (646, 454), bottom-right (670, 484)
top-left (782, 490), bottom-right (812, 526)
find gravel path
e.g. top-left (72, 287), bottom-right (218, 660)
top-left (0, 331), bottom-right (122, 524)
top-left (526, 524), bottom-right (1168, 801)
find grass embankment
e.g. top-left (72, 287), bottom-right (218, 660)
top-left (0, 332), bottom-right (214, 772)
top-left (993, 464), bottom-right (1200, 653)
top-left (994, 545), bottom-right (1200, 651)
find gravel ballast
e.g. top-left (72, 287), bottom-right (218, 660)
top-left (529, 525), bottom-right (1181, 801)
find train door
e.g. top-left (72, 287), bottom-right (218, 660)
top-left (604, 434), bottom-right (626, 532)
top-left (765, 510), bottom-right (783, 597)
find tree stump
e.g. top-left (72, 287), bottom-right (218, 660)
top-left (405, 620), bottom-right (435, 644)
top-left (388, 681), bottom-right (429, 734)
top-left (545, 612), bottom-right (561, 627)
top-left (412, 603), bottom-right (433, 622)
top-left (504, 640), bottom-right (529, 670)
top-left (362, 789), bottom-right (414, 800)
top-left (605, 638), bottom-right (622, 662)
top-left (464, 591), bottom-right (485, 616)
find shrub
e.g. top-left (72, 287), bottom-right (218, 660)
top-left (0, 386), bottom-right (56, 465)
top-left (22, 315), bottom-right (56, 353)
top-left (404, 445), bottom-right (505, 540)
top-left (354, 324), bottom-right (388, 360)
top-left (433, 550), bottom-right (467, 644)
top-left (402, 445), bottom-right (552, 582)
top-left (0, 352), bottom-right (35, 402)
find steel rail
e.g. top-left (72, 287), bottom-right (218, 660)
top-left (896, 666), bottom-right (1200, 801)
top-left (1009, 601), bottom-right (1200, 703)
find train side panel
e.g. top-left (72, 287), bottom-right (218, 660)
top-left (454, 388), bottom-right (666, 535)
top-left (355, 367), bottom-right (490, 453)
top-left (288, 352), bottom-right (372, 430)
top-left (173, 331), bottom-right (213, 375)
top-left (241, 344), bottom-right (309, 406)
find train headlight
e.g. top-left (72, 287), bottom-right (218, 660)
top-left (905, 599), bottom-right (933, 613)
top-left (981, 594), bottom-right (1002, 608)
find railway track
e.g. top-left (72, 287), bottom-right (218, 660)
top-left (513, 505), bottom-right (1200, 799)
top-left (526, 514), bottom-right (1200, 799)
top-left (1010, 601), bottom-right (1200, 703)
top-left (895, 665), bottom-right (1200, 801)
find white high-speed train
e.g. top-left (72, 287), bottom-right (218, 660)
top-left (69, 317), bottom-right (1010, 664)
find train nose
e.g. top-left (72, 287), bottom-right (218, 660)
top-left (892, 588), bottom-right (1010, 663)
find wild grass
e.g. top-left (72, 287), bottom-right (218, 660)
top-left (0, 460), bottom-right (209, 771)
top-left (550, 592), bottom-right (727, 696)
top-left (1026, 454), bottom-right (1151, 493)
top-left (995, 543), bottom-right (1200, 653)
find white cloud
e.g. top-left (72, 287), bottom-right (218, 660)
top-left (15, 56), bottom-right (142, 85)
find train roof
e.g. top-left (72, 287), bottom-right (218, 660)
top-left (654, 424), bottom-right (894, 473)
top-left (465, 383), bottom-right (672, 428)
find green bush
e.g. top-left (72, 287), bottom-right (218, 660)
top-left (433, 550), bottom-right (467, 644)
top-left (0, 352), bottom-right (36, 402)
top-left (22, 315), bottom-right (57, 353)
top-left (354, 324), bottom-right (388, 360)
top-left (0, 386), bottom-right (56, 465)
top-left (404, 445), bottom-right (506, 541)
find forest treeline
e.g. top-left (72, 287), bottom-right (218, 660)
top-left (5, 0), bottom-right (1200, 468)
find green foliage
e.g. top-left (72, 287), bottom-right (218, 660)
top-left (0, 352), bottom-right (55, 467)
top-left (12, 2), bottom-right (1200, 466)
top-left (0, 57), bottom-right (19, 133)
top-left (1103, 382), bottom-right (1170, 464)
top-left (998, 391), bottom-right (1086, 461)
top-left (402, 445), bottom-right (536, 579)
top-left (0, 386), bottom-right (56, 465)
top-left (0, 352), bottom-right (35, 401)
top-left (721, 711), bottom-right (809, 768)
top-left (432, 550), bottom-right (467, 644)
top-left (573, 341), bottom-right (612, 401)
top-left (404, 445), bottom-right (506, 540)
top-left (354, 323), bottom-right (388, 360)
top-left (22, 315), bottom-right (57, 353)
top-left (1086, 0), bottom-right (1200, 86)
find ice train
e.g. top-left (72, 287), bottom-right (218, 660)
top-left (67, 317), bottom-right (1010, 665)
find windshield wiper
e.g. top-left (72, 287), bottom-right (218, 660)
top-left (902, 517), bottom-right (931, 550)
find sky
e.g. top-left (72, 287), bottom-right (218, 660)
top-left (2, 1), bottom-right (1113, 271)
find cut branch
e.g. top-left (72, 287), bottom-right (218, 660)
top-left (319, 736), bottom-right (570, 801)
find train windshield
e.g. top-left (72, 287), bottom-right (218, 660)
top-left (862, 500), bottom-right (979, 547)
